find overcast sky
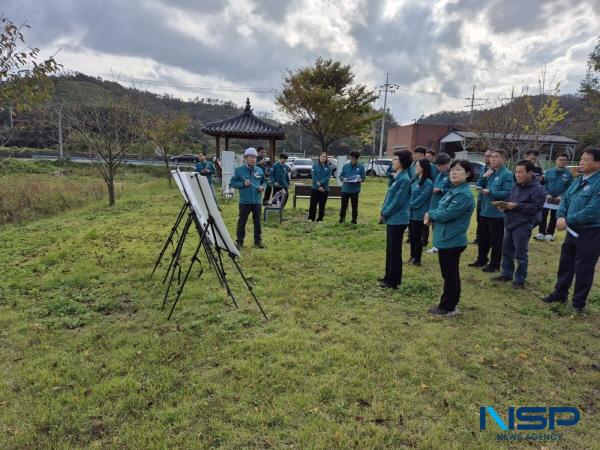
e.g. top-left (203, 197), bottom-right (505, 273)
top-left (4, 0), bottom-right (599, 123)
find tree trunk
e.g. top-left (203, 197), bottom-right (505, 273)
top-left (107, 167), bottom-right (115, 207)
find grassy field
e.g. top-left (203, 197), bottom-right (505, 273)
top-left (0, 171), bottom-right (598, 449)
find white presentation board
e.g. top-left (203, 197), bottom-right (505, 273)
top-left (221, 151), bottom-right (235, 197)
top-left (193, 173), bottom-right (240, 257)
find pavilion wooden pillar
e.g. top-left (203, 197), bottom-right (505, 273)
top-left (225, 137), bottom-right (230, 152)
top-left (269, 139), bottom-right (276, 162)
top-left (215, 136), bottom-right (221, 159)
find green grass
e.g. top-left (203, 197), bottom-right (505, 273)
top-left (0, 175), bottom-right (598, 449)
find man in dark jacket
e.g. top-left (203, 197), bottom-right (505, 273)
top-left (492, 160), bottom-right (545, 288)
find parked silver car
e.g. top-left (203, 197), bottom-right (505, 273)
top-left (364, 158), bottom-right (392, 177)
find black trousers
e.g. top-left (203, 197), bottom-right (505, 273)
top-left (308, 189), bottom-right (328, 221)
top-left (539, 208), bottom-right (557, 236)
top-left (384, 224), bottom-right (407, 287)
top-left (475, 204), bottom-right (481, 242)
top-left (438, 246), bottom-right (466, 311)
top-left (477, 216), bottom-right (504, 267)
top-left (554, 228), bottom-right (600, 308)
top-left (340, 192), bottom-right (359, 222)
top-left (422, 225), bottom-right (430, 246)
top-left (263, 184), bottom-right (272, 204)
top-left (409, 220), bottom-right (425, 262)
top-left (236, 203), bottom-right (262, 243)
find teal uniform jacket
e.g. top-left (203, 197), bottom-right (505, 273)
top-left (195, 161), bottom-right (215, 185)
top-left (430, 170), bottom-right (452, 210)
top-left (557, 170), bottom-right (600, 230)
top-left (428, 182), bottom-right (475, 249)
top-left (311, 162), bottom-right (331, 191)
top-left (544, 167), bottom-right (573, 198)
top-left (381, 170), bottom-right (411, 225)
top-left (386, 164), bottom-right (394, 187)
top-left (407, 162), bottom-right (416, 180)
top-left (339, 162), bottom-right (366, 194)
top-left (268, 161), bottom-right (290, 188)
top-left (430, 164), bottom-right (438, 180)
top-left (477, 165), bottom-right (514, 218)
top-left (229, 164), bottom-right (266, 204)
top-left (409, 177), bottom-right (433, 221)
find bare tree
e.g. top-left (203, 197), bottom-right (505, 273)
top-left (471, 68), bottom-right (567, 162)
top-left (65, 91), bottom-right (146, 206)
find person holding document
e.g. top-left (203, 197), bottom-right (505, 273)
top-left (339, 151), bottom-right (366, 224)
top-left (535, 153), bottom-right (573, 241)
top-left (542, 147), bottom-right (600, 313)
top-left (491, 160), bottom-right (545, 289)
top-left (308, 152), bottom-right (332, 222)
top-left (230, 147), bottom-right (267, 248)
top-left (378, 150), bottom-right (412, 290)
top-left (424, 160), bottom-right (475, 316)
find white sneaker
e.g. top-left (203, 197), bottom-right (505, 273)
top-left (425, 247), bottom-right (438, 254)
top-left (534, 233), bottom-right (545, 240)
top-left (545, 234), bottom-right (554, 241)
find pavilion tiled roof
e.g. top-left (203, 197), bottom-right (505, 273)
top-left (201, 98), bottom-right (286, 139)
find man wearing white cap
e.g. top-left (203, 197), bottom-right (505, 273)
top-left (229, 147), bottom-right (267, 248)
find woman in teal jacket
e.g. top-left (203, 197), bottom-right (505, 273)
top-left (408, 159), bottom-right (433, 266)
top-left (424, 159), bottom-right (475, 316)
top-left (378, 150), bottom-right (413, 289)
top-left (308, 151), bottom-right (332, 222)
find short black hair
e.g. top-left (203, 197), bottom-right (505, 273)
top-left (556, 153), bottom-right (569, 159)
top-left (426, 149), bottom-right (436, 156)
top-left (492, 149), bottom-right (506, 158)
top-left (394, 150), bottom-right (412, 170)
top-left (257, 146), bottom-right (265, 152)
top-left (582, 146), bottom-right (600, 161)
top-left (414, 146), bottom-right (426, 155)
top-left (526, 150), bottom-right (539, 156)
top-left (516, 160), bottom-right (535, 172)
top-left (349, 150), bottom-right (360, 158)
top-left (279, 153), bottom-right (288, 159)
top-left (449, 159), bottom-right (473, 181)
top-left (434, 153), bottom-right (451, 165)
top-left (199, 151), bottom-right (207, 156)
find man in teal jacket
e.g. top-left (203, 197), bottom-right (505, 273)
top-left (542, 147), bottom-right (600, 312)
top-left (268, 153), bottom-right (291, 207)
top-left (338, 151), bottom-right (366, 224)
top-left (378, 149), bottom-right (413, 289)
top-left (229, 147), bottom-right (266, 248)
top-left (470, 148), bottom-right (514, 272)
top-left (195, 151), bottom-right (217, 200)
top-left (535, 153), bottom-right (574, 241)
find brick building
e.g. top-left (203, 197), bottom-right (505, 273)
top-left (385, 123), bottom-right (451, 157)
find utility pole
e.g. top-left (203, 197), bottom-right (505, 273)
top-left (58, 107), bottom-right (64, 159)
top-left (8, 106), bottom-right (14, 129)
top-left (469, 85), bottom-right (475, 124)
top-left (298, 121), bottom-right (303, 157)
top-left (377, 73), bottom-right (399, 158)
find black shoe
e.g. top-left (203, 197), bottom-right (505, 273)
top-left (573, 306), bottom-right (585, 315)
top-left (482, 265), bottom-right (500, 273)
top-left (378, 280), bottom-right (388, 288)
top-left (541, 294), bottom-right (566, 304)
top-left (492, 275), bottom-right (512, 282)
top-left (254, 241), bottom-right (265, 248)
top-left (350, 220), bottom-right (357, 224)
top-left (379, 281), bottom-right (398, 290)
top-left (405, 238), bottom-right (411, 244)
top-left (409, 259), bottom-right (421, 266)
top-left (468, 260), bottom-right (486, 267)
top-left (428, 305), bottom-right (458, 316)
top-left (339, 219), bottom-right (345, 223)
top-left (512, 281), bottom-right (525, 289)
top-left (236, 240), bottom-right (244, 248)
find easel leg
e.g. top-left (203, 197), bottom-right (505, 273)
top-left (230, 255), bottom-right (268, 320)
top-left (152, 202), bottom-right (187, 276)
top-left (167, 241), bottom-right (203, 320)
top-left (163, 213), bottom-right (193, 284)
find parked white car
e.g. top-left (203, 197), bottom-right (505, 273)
top-left (364, 158), bottom-right (392, 177)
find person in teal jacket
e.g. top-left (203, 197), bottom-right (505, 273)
top-left (535, 153), bottom-right (574, 241)
top-left (229, 147), bottom-right (267, 248)
top-left (425, 153), bottom-right (453, 254)
top-left (308, 151), bottom-right (332, 222)
top-left (338, 151), bottom-right (366, 224)
top-left (378, 149), bottom-right (413, 289)
top-left (268, 153), bottom-right (291, 207)
top-left (543, 147), bottom-right (600, 312)
top-left (424, 159), bottom-right (475, 316)
top-left (426, 149), bottom-right (439, 179)
top-left (470, 149), bottom-right (514, 271)
top-left (195, 151), bottom-right (217, 201)
top-left (408, 159), bottom-right (433, 265)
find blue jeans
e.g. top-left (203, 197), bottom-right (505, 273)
top-left (501, 225), bottom-right (533, 283)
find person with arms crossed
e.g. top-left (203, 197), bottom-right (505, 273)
top-left (542, 147), bottom-right (600, 313)
top-left (424, 159), bottom-right (475, 316)
top-left (378, 150), bottom-right (413, 290)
